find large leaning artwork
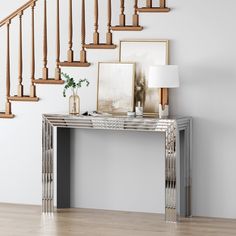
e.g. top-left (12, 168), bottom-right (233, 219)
top-left (119, 40), bottom-right (169, 115)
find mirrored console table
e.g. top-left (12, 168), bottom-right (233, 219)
top-left (42, 114), bottom-right (192, 222)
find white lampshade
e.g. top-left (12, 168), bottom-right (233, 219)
top-left (148, 65), bottom-right (180, 88)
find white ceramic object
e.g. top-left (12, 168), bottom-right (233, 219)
top-left (159, 104), bottom-right (169, 118)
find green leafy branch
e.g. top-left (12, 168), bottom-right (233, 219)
top-left (61, 72), bottom-right (90, 97)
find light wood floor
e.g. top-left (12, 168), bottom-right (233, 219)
top-left (0, 204), bottom-right (236, 236)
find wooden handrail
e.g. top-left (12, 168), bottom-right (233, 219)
top-left (0, 0), bottom-right (37, 28)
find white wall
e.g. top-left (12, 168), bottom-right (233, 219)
top-left (70, 130), bottom-right (165, 214)
top-left (0, 0), bottom-right (236, 219)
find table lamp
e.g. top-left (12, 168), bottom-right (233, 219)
top-left (148, 65), bottom-right (179, 118)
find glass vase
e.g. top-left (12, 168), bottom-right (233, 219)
top-left (69, 94), bottom-right (80, 115)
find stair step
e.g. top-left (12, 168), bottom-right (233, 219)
top-left (111, 26), bottom-right (143, 31)
top-left (0, 112), bottom-right (14, 119)
top-left (84, 44), bottom-right (116, 49)
top-left (137, 7), bottom-right (170, 13)
top-left (32, 79), bottom-right (64, 85)
top-left (8, 96), bottom-right (39, 102)
top-left (59, 61), bottom-right (90, 67)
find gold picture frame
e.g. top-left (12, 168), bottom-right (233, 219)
top-left (97, 62), bottom-right (136, 114)
top-left (119, 39), bottom-right (169, 115)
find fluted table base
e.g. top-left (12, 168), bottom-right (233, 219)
top-left (42, 114), bottom-right (192, 222)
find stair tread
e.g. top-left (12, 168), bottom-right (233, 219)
top-left (0, 112), bottom-right (15, 118)
top-left (8, 96), bottom-right (39, 102)
top-left (137, 7), bottom-right (170, 12)
top-left (111, 25), bottom-right (143, 31)
top-left (59, 61), bottom-right (91, 67)
top-left (32, 79), bottom-right (64, 85)
top-left (84, 44), bottom-right (116, 49)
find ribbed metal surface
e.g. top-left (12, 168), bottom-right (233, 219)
top-left (42, 118), bottom-right (54, 213)
top-left (42, 114), bottom-right (192, 222)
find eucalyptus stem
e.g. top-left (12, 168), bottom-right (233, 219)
top-left (61, 72), bottom-right (90, 97)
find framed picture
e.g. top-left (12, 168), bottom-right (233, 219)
top-left (97, 62), bottom-right (136, 114)
top-left (119, 40), bottom-right (169, 115)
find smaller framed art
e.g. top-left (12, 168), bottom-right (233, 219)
top-left (97, 62), bottom-right (136, 114)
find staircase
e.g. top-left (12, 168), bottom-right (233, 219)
top-left (0, 0), bottom-right (170, 119)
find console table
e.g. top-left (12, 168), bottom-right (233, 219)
top-left (42, 114), bottom-right (192, 222)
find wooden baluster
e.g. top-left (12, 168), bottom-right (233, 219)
top-left (35, 0), bottom-right (63, 82)
top-left (68, 0), bottom-right (73, 62)
top-left (84, 0), bottom-right (115, 49)
top-left (133, 0), bottom-right (139, 27)
top-left (42, 0), bottom-right (48, 80)
top-left (55, 0), bottom-right (61, 80)
top-left (111, 0), bottom-right (142, 31)
top-left (138, 0), bottom-right (170, 12)
top-left (119, 0), bottom-right (125, 26)
top-left (7, 3), bottom-right (40, 100)
top-left (30, 2), bottom-right (36, 97)
top-left (160, 0), bottom-right (166, 8)
top-left (18, 11), bottom-right (23, 97)
top-left (93, 0), bottom-right (99, 45)
top-left (146, 0), bottom-right (152, 8)
top-left (59, 0), bottom-right (89, 66)
top-left (0, 20), bottom-right (14, 118)
top-left (6, 21), bottom-right (12, 115)
top-left (106, 0), bottom-right (112, 45)
top-left (80, 0), bottom-right (87, 63)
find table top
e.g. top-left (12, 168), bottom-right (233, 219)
top-left (43, 114), bottom-right (191, 132)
